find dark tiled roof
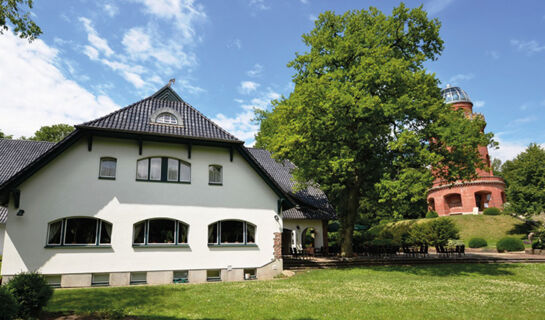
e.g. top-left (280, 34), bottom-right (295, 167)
top-left (0, 139), bottom-right (55, 186)
top-left (0, 206), bottom-right (6, 224)
top-left (247, 148), bottom-right (336, 220)
top-left (77, 89), bottom-right (242, 143)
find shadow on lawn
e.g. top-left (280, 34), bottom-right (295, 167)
top-left (42, 313), bottom-right (318, 320)
top-left (366, 263), bottom-right (519, 277)
top-left (507, 220), bottom-right (535, 237)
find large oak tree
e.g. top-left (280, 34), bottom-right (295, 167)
top-left (255, 4), bottom-right (493, 256)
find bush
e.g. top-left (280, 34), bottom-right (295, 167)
top-left (428, 218), bottom-right (460, 246)
top-left (408, 222), bottom-right (432, 245)
top-left (496, 237), bottom-right (525, 252)
top-left (425, 211), bottom-right (439, 218)
top-left (0, 286), bottom-right (18, 320)
top-left (468, 237), bottom-right (488, 248)
top-left (7, 272), bottom-right (53, 319)
top-left (483, 207), bottom-right (501, 215)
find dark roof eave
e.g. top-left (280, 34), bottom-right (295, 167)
top-left (75, 125), bottom-right (245, 145)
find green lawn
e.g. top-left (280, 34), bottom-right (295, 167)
top-left (46, 264), bottom-right (545, 320)
top-left (450, 215), bottom-right (530, 247)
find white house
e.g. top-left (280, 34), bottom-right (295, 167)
top-left (0, 84), bottom-right (335, 287)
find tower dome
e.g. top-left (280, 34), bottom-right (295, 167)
top-left (441, 85), bottom-right (471, 104)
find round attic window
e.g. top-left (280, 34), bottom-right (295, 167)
top-left (156, 112), bottom-right (178, 125)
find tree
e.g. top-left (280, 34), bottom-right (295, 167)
top-left (255, 5), bottom-right (492, 256)
top-left (0, 129), bottom-right (13, 139)
top-left (0, 0), bottom-right (42, 41)
top-left (501, 143), bottom-right (545, 217)
top-left (30, 124), bottom-right (74, 142)
top-left (491, 157), bottom-right (502, 177)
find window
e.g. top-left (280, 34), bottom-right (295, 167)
top-left (206, 269), bottom-right (221, 282)
top-left (244, 268), bottom-right (257, 280)
top-left (130, 272), bottom-right (147, 285)
top-left (46, 217), bottom-right (112, 247)
top-left (173, 270), bottom-right (189, 284)
top-left (136, 157), bottom-right (191, 183)
top-left (208, 220), bottom-right (256, 246)
top-left (156, 112), bottom-right (178, 124)
top-left (133, 219), bottom-right (188, 246)
top-left (209, 165), bottom-right (222, 185)
top-left (45, 275), bottom-right (62, 288)
top-left (99, 157), bottom-right (116, 179)
top-left (92, 273), bottom-right (109, 286)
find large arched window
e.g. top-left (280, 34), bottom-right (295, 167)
top-left (208, 220), bottom-right (256, 246)
top-left (137, 157), bottom-right (191, 183)
top-left (133, 218), bottom-right (188, 246)
top-left (46, 217), bottom-right (112, 247)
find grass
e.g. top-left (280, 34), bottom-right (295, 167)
top-left (46, 263), bottom-right (545, 320)
top-left (372, 215), bottom-right (531, 248)
top-left (449, 215), bottom-right (530, 247)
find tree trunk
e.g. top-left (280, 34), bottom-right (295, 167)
top-left (340, 186), bottom-right (359, 257)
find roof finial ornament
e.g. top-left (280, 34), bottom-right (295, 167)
top-left (168, 78), bottom-right (175, 87)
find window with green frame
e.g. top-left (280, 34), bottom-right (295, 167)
top-left (46, 217), bottom-right (112, 247)
top-left (208, 220), bottom-right (256, 245)
top-left (133, 218), bottom-right (189, 246)
top-left (136, 157), bottom-right (191, 183)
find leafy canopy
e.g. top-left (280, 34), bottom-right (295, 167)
top-left (29, 124), bottom-right (74, 142)
top-left (255, 4), bottom-right (493, 255)
top-left (501, 143), bottom-right (545, 217)
top-left (0, 0), bottom-right (42, 41)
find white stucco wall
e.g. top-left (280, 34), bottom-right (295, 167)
top-left (1, 137), bottom-right (282, 276)
top-left (0, 224), bottom-right (5, 256)
top-left (283, 219), bottom-right (324, 250)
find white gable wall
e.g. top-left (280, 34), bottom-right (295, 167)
top-left (1, 137), bottom-right (282, 276)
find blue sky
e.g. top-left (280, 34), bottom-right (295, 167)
top-left (0, 0), bottom-right (544, 161)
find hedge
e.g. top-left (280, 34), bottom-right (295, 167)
top-left (496, 237), bottom-right (525, 252)
top-left (468, 237), bottom-right (488, 248)
top-left (483, 207), bottom-right (501, 215)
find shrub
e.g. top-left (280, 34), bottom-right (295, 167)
top-left (468, 237), bottom-right (488, 248)
top-left (496, 237), bottom-right (525, 252)
top-left (408, 222), bottom-right (432, 245)
top-left (428, 218), bottom-right (460, 246)
top-left (378, 229), bottom-right (394, 240)
top-left (425, 211), bottom-right (439, 218)
top-left (7, 272), bottom-right (54, 319)
top-left (483, 207), bottom-right (501, 215)
top-left (0, 286), bottom-right (18, 320)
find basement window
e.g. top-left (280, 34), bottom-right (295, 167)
top-left (92, 273), bottom-right (109, 286)
top-left (130, 272), bottom-right (147, 285)
top-left (45, 275), bottom-right (61, 288)
top-left (244, 268), bottom-right (257, 280)
top-left (173, 270), bottom-right (189, 284)
top-left (206, 270), bottom-right (221, 282)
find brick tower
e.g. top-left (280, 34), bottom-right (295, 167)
top-left (427, 85), bottom-right (506, 216)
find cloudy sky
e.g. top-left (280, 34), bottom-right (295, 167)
top-left (0, 0), bottom-right (544, 161)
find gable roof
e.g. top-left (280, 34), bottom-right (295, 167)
top-left (247, 148), bottom-right (336, 220)
top-left (77, 85), bottom-right (242, 143)
top-left (0, 139), bottom-right (55, 186)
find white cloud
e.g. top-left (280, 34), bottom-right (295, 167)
top-left (133, 0), bottom-right (206, 42)
top-left (510, 116), bottom-right (537, 126)
top-left (489, 138), bottom-right (545, 162)
top-left (246, 63), bottom-right (263, 77)
top-left (448, 73), bottom-right (474, 85)
top-left (239, 81), bottom-right (260, 94)
top-left (510, 39), bottom-right (545, 55)
top-left (83, 45), bottom-right (99, 60)
top-left (213, 89), bottom-right (280, 145)
top-left (79, 17), bottom-right (114, 57)
top-left (228, 38), bottom-right (242, 49)
top-left (309, 14), bottom-right (317, 22)
top-left (300, 0), bottom-right (309, 4)
top-left (249, 0), bottom-right (270, 11)
top-left (424, 0), bottom-right (454, 15)
top-left (103, 3), bottom-right (119, 17)
top-left (0, 31), bottom-right (117, 137)
top-left (485, 50), bottom-right (500, 60)
top-left (474, 100), bottom-right (485, 108)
